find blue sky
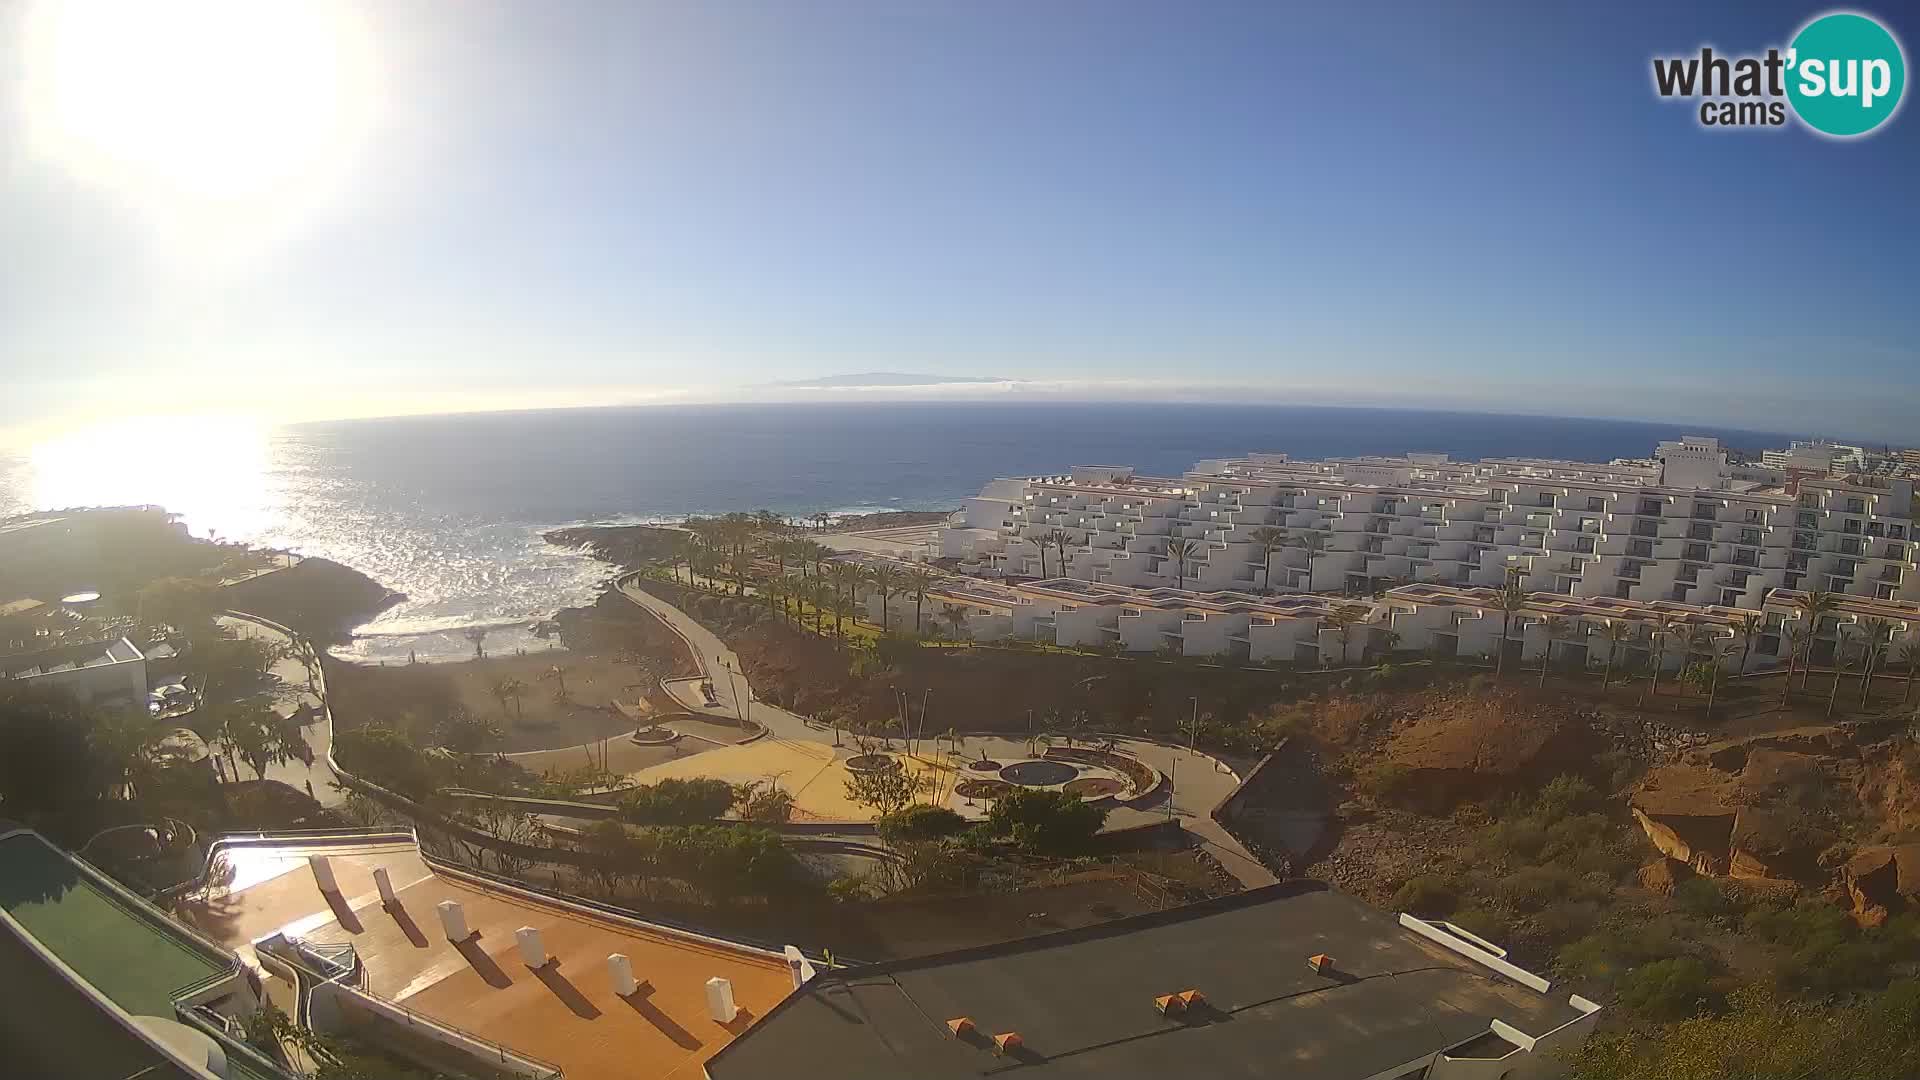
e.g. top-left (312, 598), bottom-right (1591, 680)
top-left (2, 0), bottom-right (1916, 443)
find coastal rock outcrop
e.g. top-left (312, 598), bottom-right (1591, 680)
top-left (1843, 844), bottom-right (1920, 928)
top-left (1629, 724), bottom-right (1920, 925)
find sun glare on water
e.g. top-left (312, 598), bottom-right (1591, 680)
top-left (22, 0), bottom-right (377, 218)
top-left (30, 416), bottom-right (274, 541)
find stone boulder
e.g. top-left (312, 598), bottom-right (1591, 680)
top-left (1630, 765), bottom-right (1740, 873)
top-left (1637, 857), bottom-right (1692, 897)
top-left (1843, 845), bottom-right (1920, 928)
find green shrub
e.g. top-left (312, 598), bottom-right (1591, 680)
top-left (1674, 877), bottom-right (1734, 919)
top-left (1531, 775), bottom-right (1601, 821)
top-left (877, 804), bottom-right (968, 844)
top-left (1355, 762), bottom-right (1415, 803)
top-left (333, 726), bottom-right (437, 801)
top-left (1390, 875), bottom-right (1460, 917)
top-left (619, 777), bottom-right (736, 824)
top-left (1533, 900), bottom-right (1603, 946)
top-left (1556, 916), bottom-right (1697, 988)
top-left (1497, 865), bottom-right (1581, 912)
top-left (1446, 906), bottom-right (1510, 947)
top-left (1617, 957), bottom-right (1719, 1021)
top-left (1479, 815), bottom-right (1549, 861)
top-left (980, 790), bottom-right (1107, 855)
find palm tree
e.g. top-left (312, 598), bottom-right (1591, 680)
top-left (829, 563), bottom-right (862, 638)
top-left (906, 568), bottom-right (936, 635)
top-left (90, 710), bottom-right (159, 800)
top-left (940, 603), bottom-right (969, 641)
top-left (1856, 617), bottom-right (1893, 707)
top-left (1032, 533), bottom-right (1049, 579)
top-left (1828, 624), bottom-right (1858, 720)
top-left (1289, 531), bottom-right (1326, 592)
top-left (1894, 639), bottom-right (1920, 704)
top-left (1727, 611), bottom-right (1761, 681)
top-left (1247, 526), bottom-right (1288, 592)
top-left (1792, 590), bottom-right (1839, 690)
top-left (1166, 538), bottom-right (1199, 590)
top-left (1539, 615), bottom-right (1573, 688)
top-left (869, 564), bottom-right (904, 632)
top-left (802, 579), bottom-right (829, 635)
top-left (1781, 624), bottom-right (1811, 706)
top-left (1326, 604), bottom-right (1365, 666)
top-left (1646, 614), bottom-right (1679, 700)
top-left (1703, 641), bottom-right (1735, 722)
top-left (1679, 624), bottom-right (1720, 696)
top-left (1493, 578), bottom-right (1528, 678)
top-left (670, 532), bottom-right (697, 585)
top-left (1601, 620), bottom-right (1633, 689)
top-left (1046, 528), bottom-right (1073, 580)
top-left (505, 678), bottom-right (527, 722)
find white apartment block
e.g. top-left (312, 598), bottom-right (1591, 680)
top-left (940, 437), bottom-right (1919, 611)
top-left (874, 574), bottom-right (1920, 673)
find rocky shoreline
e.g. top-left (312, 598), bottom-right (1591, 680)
top-left (545, 508), bottom-right (953, 571)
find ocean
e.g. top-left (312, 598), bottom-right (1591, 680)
top-left (0, 402), bottom-right (1804, 663)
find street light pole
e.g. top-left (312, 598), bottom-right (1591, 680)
top-left (1188, 696), bottom-right (1199, 755)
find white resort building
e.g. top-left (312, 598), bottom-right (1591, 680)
top-left (939, 437), bottom-right (1917, 608)
top-left (891, 437), bottom-right (1920, 671)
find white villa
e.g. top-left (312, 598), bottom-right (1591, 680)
top-left (938, 437), bottom-right (1917, 609)
top-left (871, 575), bottom-right (1920, 672)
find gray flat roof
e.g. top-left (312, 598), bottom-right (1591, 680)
top-left (707, 882), bottom-right (1584, 1080)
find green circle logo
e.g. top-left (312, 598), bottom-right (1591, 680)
top-left (1786, 12), bottom-right (1906, 137)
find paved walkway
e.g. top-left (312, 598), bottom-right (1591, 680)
top-left (215, 614), bottom-right (344, 807)
top-left (615, 579), bottom-right (1276, 887)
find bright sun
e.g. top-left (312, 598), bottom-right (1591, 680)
top-left (22, 0), bottom-right (376, 206)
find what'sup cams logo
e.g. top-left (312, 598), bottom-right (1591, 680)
top-left (1652, 10), bottom-right (1906, 137)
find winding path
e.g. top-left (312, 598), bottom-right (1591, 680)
top-left (614, 578), bottom-right (1277, 888)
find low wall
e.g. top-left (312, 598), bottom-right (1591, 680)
top-left (316, 976), bottom-right (559, 1079)
top-left (441, 789), bottom-right (880, 836)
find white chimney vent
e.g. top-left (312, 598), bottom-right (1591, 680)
top-left (783, 945), bottom-right (817, 988)
top-left (437, 900), bottom-right (469, 942)
top-left (307, 855), bottom-right (338, 893)
top-left (373, 866), bottom-right (397, 906)
top-left (608, 953), bottom-right (638, 996)
top-left (515, 926), bottom-right (548, 968)
top-left (706, 976), bottom-right (738, 1023)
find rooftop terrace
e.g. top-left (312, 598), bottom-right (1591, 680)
top-left (181, 835), bottom-right (796, 1080)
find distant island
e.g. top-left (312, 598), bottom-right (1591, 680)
top-left (773, 371), bottom-right (1009, 388)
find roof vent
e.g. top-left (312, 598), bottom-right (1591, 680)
top-left (307, 854), bottom-right (338, 893)
top-left (1159, 989), bottom-right (1206, 1015)
top-left (373, 866), bottom-right (397, 906)
top-left (436, 899), bottom-right (470, 942)
top-left (608, 953), bottom-right (638, 996)
top-left (1308, 953), bottom-right (1335, 975)
top-left (992, 1032), bottom-right (1023, 1056)
top-left (706, 977), bottom-right (739, 1023)
top-left (515, 927), bottom-right (548, 968)
top-left (946, 1017), bottom-right (975, 1038)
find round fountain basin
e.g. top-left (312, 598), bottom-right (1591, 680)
top-left (1000, 760), bottom-right (1078, 787)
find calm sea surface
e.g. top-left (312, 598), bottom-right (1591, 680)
top-left (0, 403), bottom-right (1801, 662)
